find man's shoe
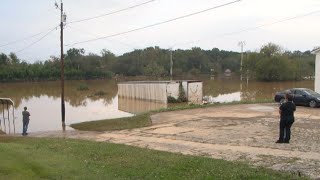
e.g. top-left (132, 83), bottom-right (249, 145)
top-left (283, 140), bottom-right (289, 143)
top-left (276, 140), bottom-right (284, 143)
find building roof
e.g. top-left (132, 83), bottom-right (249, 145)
top-left (0, 98), bottom-right (14, 106)
top-left (311, 47), bottom-right (320, 54)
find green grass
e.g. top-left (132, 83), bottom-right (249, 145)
top-left (70, 113), bottom-right (151, 131)
top-left (71, 99), bottom-right (273, 131)
top-left (0, 136), bottom-right (307, 180)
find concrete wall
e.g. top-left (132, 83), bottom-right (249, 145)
top-left (316, 53), bottom-right (320, 93)
top-left (182, 81), bottom-right (188, 97)
top-left (166, 83), bottom-right (179, 99)
top-left (187, 82), bottom-right (203, 104)
top-left (118, 81), bottom-right (203, 104)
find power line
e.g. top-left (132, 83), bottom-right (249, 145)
top-left (66, 24), bottom-right (141, 50)
top-left (0, 26), bottom-right (58, 48)
top-left (221, 9), bottom-right (320, 37)
top-left (68, 0), bottom-right (242, 46)
top-left (68, 0), bottom-right (156, 24)
top-left (15, 25), bottom-right (59, 54)
top-left (171, 9), bottom-right (320, 48)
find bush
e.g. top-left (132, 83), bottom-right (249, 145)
top-left (178, 82), bottom-right (187, 102)
top-left (94, 90), bottom-right (107, 96)
top-left (167, 96), bottom-right (180, 103)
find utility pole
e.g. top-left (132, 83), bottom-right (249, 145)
top-left (56, 0), bottom-right (67, 126)
top-left (238, 41), bottom-right (246, 81)
top-left (170, 48), bottom-right (173, 81)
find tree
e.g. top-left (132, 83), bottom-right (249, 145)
top-left (0, 53), bottom-right (9, 65)
top-left (256, 56), bottom-right (294, 81)
top-left (9, 52), bottom-right (20, 64)
top-left (260, 43), bottom-right (282, 57)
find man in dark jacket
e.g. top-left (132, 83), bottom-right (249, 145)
top-left (22, 106), bottom-right (31, 136)
top-left (276, 93), bottom-right (296, 143)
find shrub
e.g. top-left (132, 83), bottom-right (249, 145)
top-left (167, 96), bottom-right (180, 103)
top-left (94, 90), bottom-right (107, 96)
top-left (177, 82), bottom-right (187, 102)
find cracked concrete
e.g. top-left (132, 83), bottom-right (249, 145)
top-left (30, 103), bottom-right (320, 179)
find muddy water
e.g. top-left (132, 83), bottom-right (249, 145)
top-left (0, 78), bottom-right (314, 133)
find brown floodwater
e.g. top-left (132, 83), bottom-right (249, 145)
top-left (0, 78), bottom-right (314, 134)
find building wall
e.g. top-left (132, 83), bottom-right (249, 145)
top-left (316, 53), bottom-right (320, 93)
top-left (118, 83), bottom-right (168, 103)
top-left (187, 82), bottom-right (203, 104)
top-left (182, 81), bottom-right (188, 97)
top-left (166, 83), bottom-right (179, 99)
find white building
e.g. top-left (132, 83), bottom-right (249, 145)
top-left (312, 47), bottom-right (320, 93)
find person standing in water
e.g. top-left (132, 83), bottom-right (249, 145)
top-left (22, 106), bottom-right (31, 136)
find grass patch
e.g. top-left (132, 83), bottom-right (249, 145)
top-left (71, 99), bottom-right (274, 131)
top-left (71, 113), bottom-right (151, 131)
top-left (0, 137), bottom-right (308, 180)
top-left (154, 98), bottom-right (274, 113)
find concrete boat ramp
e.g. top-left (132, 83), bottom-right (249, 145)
top-left (29, 103), bottom-right (320, 179)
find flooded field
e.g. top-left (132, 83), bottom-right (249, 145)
top-left (0, 78), bottom-right (314, 133)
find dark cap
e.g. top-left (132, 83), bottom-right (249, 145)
top-left (24, 106), bottom-right (27, 110)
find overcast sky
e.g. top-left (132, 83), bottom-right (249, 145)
top-left (0, 0), bottom-right (319, 62)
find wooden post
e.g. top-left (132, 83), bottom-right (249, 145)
top-left (60, 0), bottom-right (66, 125)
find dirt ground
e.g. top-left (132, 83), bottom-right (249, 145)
top-left (31, 103), bottom-right (320, 179)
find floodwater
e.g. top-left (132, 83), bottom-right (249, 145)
top-left (0, 78), bottom-right (314, 134)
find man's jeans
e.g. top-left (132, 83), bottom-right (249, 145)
top-left (22, 120), bottom-right (29, 135)
top-left (279, 118), bottom-right (293, 142)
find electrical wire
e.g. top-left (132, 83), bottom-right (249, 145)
top-left (15, 25), bottom-right (59, 54)
top-left (171, 9), bottom-right (320, 48)
top-left (221, 9), bottom-right (320, 37)
top-left (66, 25), bottom-right (141, 49)
top-left (68, 0), bottom-right (156, 24)
top-left (68, 0), bottom-right (242, 46)
top-left (0, 26), bottom-right (58, 48)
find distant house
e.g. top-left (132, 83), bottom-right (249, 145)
top-left (312, 47), bottom-right (320, 93)
top-left (224, 69), bottom-right (232, 77)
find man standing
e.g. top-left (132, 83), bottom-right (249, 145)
top-left (276, 93), bottom-right (296, 143)
top-left (22, 106), bottom-right (30, 136)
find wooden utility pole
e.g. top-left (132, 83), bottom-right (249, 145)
top-left (56, 0), bottom-right (66, 125)
top-left (238, 41), bottom-right (246, 81)
top-left (170, 48), bottom-right (173, 81)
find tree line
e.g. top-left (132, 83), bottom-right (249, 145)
top-left (0, 43), bottom-right (315, 82)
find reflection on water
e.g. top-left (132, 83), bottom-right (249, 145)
top-left (0, 80), bottom-right (132, 133)
top-left (1, 95), bottom-right (132, 133)
top-left (0, 78), bottom-right (315, 133)
top-left (204, 92), bottom-right (241, 103)
top-left (202, 79), bottom-right (314, 102)
top-left (119, 97), bottom-right (167, 114)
